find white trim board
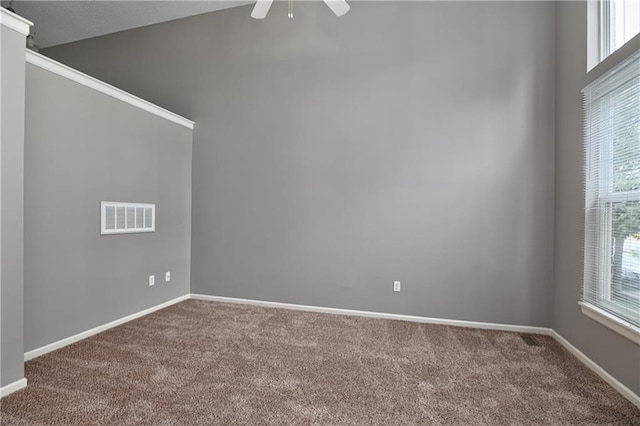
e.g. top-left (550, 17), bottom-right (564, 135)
top-left (25, 50), bottom-right (194, 130)
top-left (0, 8), bottom-right (32, 36)
top-left (24, 294), bottom-right (190, 361)
top-left (191, 294), bottom-right (639, 408)
top-left (0, 378), bottom-right (27, 398)
top-left (551, 330), bottom-right (640, 409)
top-left (579, 301), bottom-right (640, 344)
top-left (23, 293), bottom-right (552, 364)
top-left (189, 294), bottom-right (551, 335)
top-left (20, 293), bottom-right (639, 409)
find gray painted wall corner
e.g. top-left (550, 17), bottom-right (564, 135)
top-left (45, 1), bottom-right (557, 328)
top-left (23, 63), bottom-right (193, 352)
top-left (12, 0), bottom-right (639, 400)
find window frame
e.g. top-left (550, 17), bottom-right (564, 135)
top-left (600, 0), bottom-right (613, 61)
top-left (582, 49), bottom-right (640, 343)
top-left (588, 108), bottom-right (640, 320)
top-left (580, 302), bottom-right (640, 343)
top-left (599, 0), bottom-right (640, 62)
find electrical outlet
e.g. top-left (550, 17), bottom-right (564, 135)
top-left (165, 272), bottom-right (171, 282)
top-left (149, 275), bottom-right (155, 286)
top-left (393, 281), bottom-right (401, 292)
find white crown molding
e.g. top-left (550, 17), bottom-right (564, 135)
top-left (25, 50), bottom-right (194, 130)
top-left (24, 294), bottom-right (190, 361)
top-left (551, 329), bottom-right (640, 409)
top-left (0, 378), bottom-right (27, 398)
top-left (0, 8), bottom-right (32, 36)
top-left (189, 293), bottom-right (552, 335)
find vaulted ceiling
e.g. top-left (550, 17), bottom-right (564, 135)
top-left (2, 1), bottom-right (253, 48)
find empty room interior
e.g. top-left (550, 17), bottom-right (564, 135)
top-left (1, 0), bottom-right (640, 423)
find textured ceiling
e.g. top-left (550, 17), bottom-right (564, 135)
top-left (2, 1), bottom-right (254, 48)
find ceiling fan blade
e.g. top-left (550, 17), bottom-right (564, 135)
top-left (323, 0), bottom-right (350, 17)
top-left (251, 0), bottom-right (274, 19)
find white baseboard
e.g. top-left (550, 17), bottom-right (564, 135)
top-left (0, 378), bottom-right (27, 398)
top-left (19, 292), bottom-right (639, 410)
top-left (189, 293), bottom-right (552, 335)
top-left (192, 294), bottom-right (640, 408)
top-left (24, 294), bottom-right (190, 361)
top-left (551, 330), bottom-right (640, 409)
top-left (23, 293), bottom-right (549, 365)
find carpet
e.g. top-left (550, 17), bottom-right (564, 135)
top-left (1, 299), bottom-right (638, 425)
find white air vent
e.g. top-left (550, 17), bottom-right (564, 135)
top-left (101, 201), bottom-right (155, 235)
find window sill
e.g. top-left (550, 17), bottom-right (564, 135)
top-left (579, 302), bottom-right (640, 345)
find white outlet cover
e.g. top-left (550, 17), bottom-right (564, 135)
top-left (149, 275), bottom-right (155, 286)
top-left (393, 281), bottom-right (401, 292)
top-left (165, 272), bottom-right (171, 282)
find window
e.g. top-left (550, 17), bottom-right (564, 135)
top-left (100, 201), bottom-right (155, 235)
top-left (601, 0), bottom-right (640, 61)
top-left (583, 49), bottom-right (640, 342)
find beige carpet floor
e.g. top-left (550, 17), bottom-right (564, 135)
top-left (1, 299), bottom-right (639, 425)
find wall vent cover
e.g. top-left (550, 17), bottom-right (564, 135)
top-left (101, 201), bottom-right (155, 235)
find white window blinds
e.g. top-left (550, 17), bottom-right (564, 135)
top-left (583, 49), bottom-right (640, 329)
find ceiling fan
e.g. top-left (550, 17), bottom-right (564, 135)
top-left (251, 0), bottom-right (350, 19)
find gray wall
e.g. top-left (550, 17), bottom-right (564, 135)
top-left (554, 2), bottom-right (640, 395)
top-left (1, 25), bottom-right (27, 387)
top-left (46, 1), bottom-right (556, 327)
top-left (23, 63), bottom-right (193, 351)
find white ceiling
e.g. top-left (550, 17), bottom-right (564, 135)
top-left (2, 1), bottom-right (254, 48)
